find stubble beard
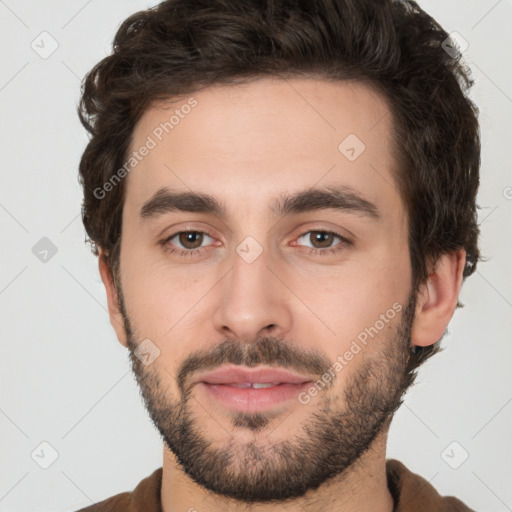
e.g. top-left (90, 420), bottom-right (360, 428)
top-left (119, 289), bottom-right (417, 503)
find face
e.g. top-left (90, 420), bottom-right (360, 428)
top-left (113, 78), bottom-right (417, 502)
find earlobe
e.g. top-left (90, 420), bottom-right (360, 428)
top-left (411, 250), bottom-right (466, 348)
top-left (98, 251), bottom-right (128, 347)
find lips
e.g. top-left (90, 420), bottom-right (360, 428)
top-left (193, 366), bottom-right (315, 413)
top-left (195, 365), bottom-right (314, 386)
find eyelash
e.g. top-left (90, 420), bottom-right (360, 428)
top-left (159, 229), bottom-right (351, 258)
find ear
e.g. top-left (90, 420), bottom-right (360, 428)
top-left (98, 251), bottom-right (128, 348)
top-left (411, 250), bottom-right (466, 348)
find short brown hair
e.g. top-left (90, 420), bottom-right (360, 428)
top-left (78, 0), bottom-right (481, 369)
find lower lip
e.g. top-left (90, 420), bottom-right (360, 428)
top-left (198, 382), bottom-right (312, 413)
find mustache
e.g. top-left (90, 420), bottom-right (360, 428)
top-left (177, 337), bottom-right (333, 395)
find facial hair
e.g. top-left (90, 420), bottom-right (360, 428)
top-left (118, 288), bottom-right (417, 503)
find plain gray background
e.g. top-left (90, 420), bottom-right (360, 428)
top-left (0, 1), bottom-right (511, 511)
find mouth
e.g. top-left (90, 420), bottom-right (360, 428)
top-left (216, 382), bottom-right (290, 388)
top-left (194, 365), bottom-right (314, 413)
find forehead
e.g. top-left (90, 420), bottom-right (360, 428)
top-left (125, 78), bottom-right (401, 220)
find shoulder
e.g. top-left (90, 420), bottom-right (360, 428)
top-left (73, 467), bottom-right (163, 512)
top-left (386, 459), bottom-right (476, 512)
top-left (75, 492), bottom-right (131, 512)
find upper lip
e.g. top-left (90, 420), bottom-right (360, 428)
top-left (195, 365), bottom-right (315, 385)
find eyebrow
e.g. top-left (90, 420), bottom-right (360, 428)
top-left (139, 185), bottom-right (380, 222)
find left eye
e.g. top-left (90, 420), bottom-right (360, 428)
top-left (295, 230), bottom-right (344, 250)
top-left (166, 231), bottom-right (214, 250)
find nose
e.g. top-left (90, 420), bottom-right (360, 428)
top-left (212, 242), bottom-right (293, 342)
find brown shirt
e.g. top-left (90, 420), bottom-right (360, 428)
top-left (75, 459), bottom-right (475, 512)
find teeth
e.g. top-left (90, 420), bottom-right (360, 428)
top-left (228, 382), bottom-right (279, 389)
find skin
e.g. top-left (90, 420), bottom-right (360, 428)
top-left (99, 78), bottom-right (466, 511)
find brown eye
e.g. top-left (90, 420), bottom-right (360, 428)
top-left (309, 231), bottom-right (336, 248)
top-left (161, 230), bottom-right (216, 258)
top-left (177, 231), bottom-right (205, 249)
top-left (297, 230), bottom-right (341, 249)
top-left (294, 229), bottom-right (351, 255)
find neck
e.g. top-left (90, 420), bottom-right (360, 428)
top-left (160, 429), bottom-right (395, 512)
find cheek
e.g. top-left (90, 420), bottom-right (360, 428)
top-left (292, 252), bottom-right (410, 363)
top-left (306, 259), bottom-right (407, 323)
top-left (120, 238), bottom-right (201, 322)
top-left (120, 261), bottom-right (223, 385)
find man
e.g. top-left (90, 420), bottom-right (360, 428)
top-left (75, 0), bottom-right (480, 510)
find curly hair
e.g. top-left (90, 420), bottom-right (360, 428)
top-left (78, 0), bottom-right (481, 371)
